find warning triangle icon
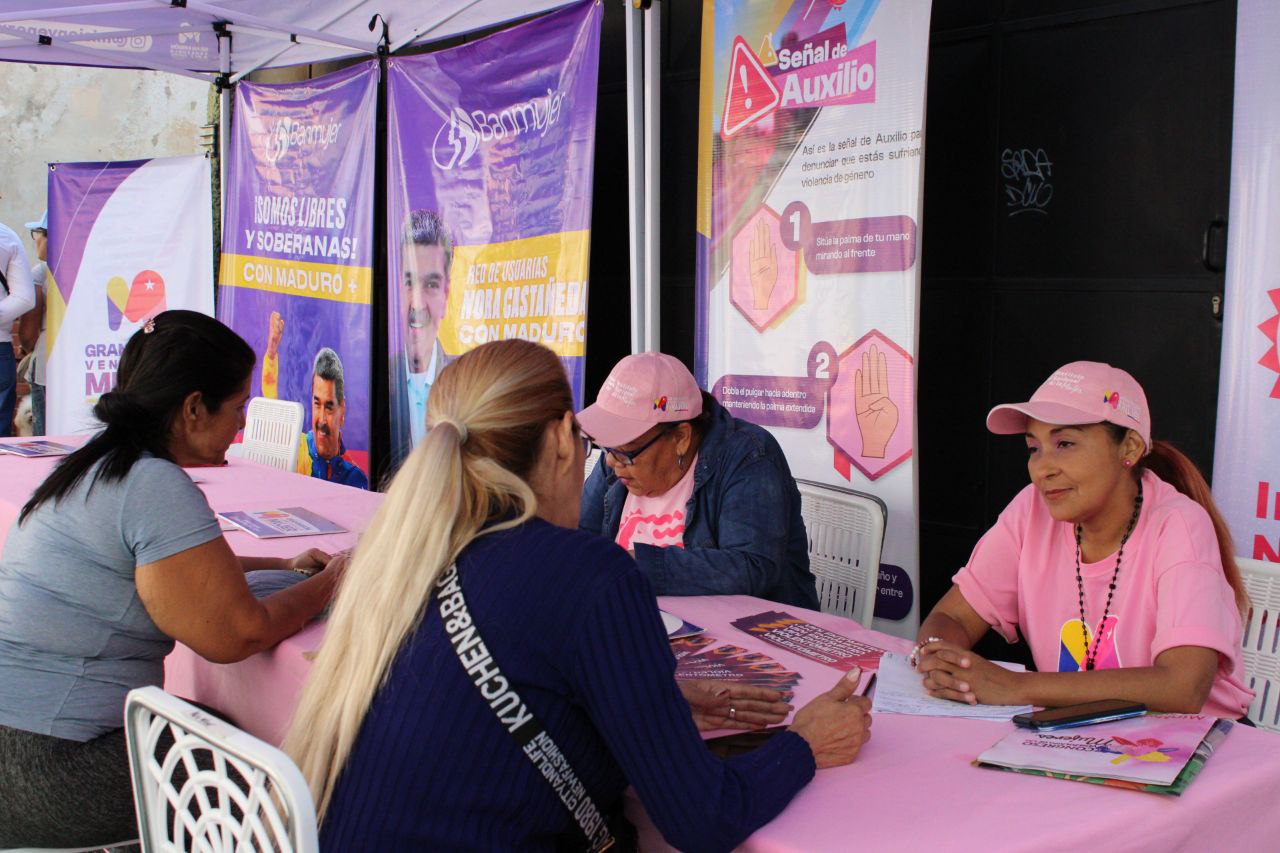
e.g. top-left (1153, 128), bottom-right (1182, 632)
top-left (758, 33), bottom-right (777, 66)
top-left (721, 36), bottom-right (781, 139)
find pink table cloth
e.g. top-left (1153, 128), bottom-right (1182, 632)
top-left (0, 436), bottom-right (378, 559)
top-left (12, 445), bottom-right (1270, 853)
top-left (632, 596), bottom-right (1280, 852)
top-left (152, 579), bottom-right (1280, 851)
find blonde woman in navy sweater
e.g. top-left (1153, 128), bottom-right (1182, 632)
top-left (286, 339), bottom-right (872, 851)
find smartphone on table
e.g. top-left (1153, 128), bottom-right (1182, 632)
top-left (1012, 699), bottom-right (1146, 731)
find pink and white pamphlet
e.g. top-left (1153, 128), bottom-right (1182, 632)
top-left (977, 713), bottom-right (1219, 786)
top-left (217, 507), bottom-right (346, 539)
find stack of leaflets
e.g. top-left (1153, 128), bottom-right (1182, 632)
top-left (975, 713), bottom-right (1231, 795)
top-left (731, 610), bottom-right (884, 672)
top-left (0, 440), bottom-right (74, 457)
top-left (671, 635), bottom-right (801, 702)
top-left (216, 507), bottom-right (346, 539)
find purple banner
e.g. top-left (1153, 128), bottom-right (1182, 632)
top-left (217, 62), bottom-right (378, 489)
top-left (385, 0), bottom-right (601, 469)
top-left (46, 156), bottom-right (214, 435)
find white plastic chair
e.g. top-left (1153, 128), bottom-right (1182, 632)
top-left (796, 479), bottom-right (887, 627)
top-left (1, 840), bottom-right (135, 845)
top-left (124, 686), bottom-right (318, 853)
top-left (1240, 557), bottom-right (1280, 732)
top-left (230, 397), bottom-right (304, 474)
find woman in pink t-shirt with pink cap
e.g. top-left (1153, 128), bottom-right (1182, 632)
top-left (913, 361), bottom-right (1252, 719)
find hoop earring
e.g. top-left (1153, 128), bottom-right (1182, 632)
top-left (677, 453), bottom-right (686, 471)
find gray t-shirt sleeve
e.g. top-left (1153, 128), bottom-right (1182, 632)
top-left (122, 458), bottom-right (222, 565)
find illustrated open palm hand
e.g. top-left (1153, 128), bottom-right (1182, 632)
top-left (854, 344), bottom-right (898, 458)
top-left (749, 218), bottom-right (778, 310)
top-left (267, 311), bottom-right (285, 358)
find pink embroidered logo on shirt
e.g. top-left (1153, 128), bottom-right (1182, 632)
top-left (617, 509), bottom-right (686, 551)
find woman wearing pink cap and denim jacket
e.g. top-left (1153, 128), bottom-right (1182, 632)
top-left (913, 361), bottom-right (1252, 719)
top-left (578, 352), bottom-right (819, 610)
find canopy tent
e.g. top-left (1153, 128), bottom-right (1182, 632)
top-left (0, 0), bottom-right (664, 352)
top-left (0, 0), bottom-right (575, 82)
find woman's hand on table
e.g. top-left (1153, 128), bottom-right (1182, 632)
top-left (678, 679), bottom-right (792, 732)
top-left (915, 639), bottom-right (1020, 705)
top-left (788, 668), bottom-right (873, 769)
top-left (320, 549), bottom-right (352, 582)
top-left (286, 548), bottom-right (333, 575)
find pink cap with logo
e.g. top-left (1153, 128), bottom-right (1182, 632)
top-left (577, 352), bottom-right (703, 446)
top-left (986, 361), bottom-right (1151, 453)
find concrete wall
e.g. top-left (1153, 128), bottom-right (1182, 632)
top-left (0, 63), bottom-right (210, 242)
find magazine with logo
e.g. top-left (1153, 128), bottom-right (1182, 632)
top-left (217, 507), bottom-right (347, 539)
top-left (976, 713), bottom-right (1228, 794)
top-left (0, 440), bottom-right (76, 457)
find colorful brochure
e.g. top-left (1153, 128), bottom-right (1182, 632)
top-left (217, 507), bottom-right (347, 539)
top-left (671, 634), bottom-right (802, 702)
top-left (0, 440), bottom-right (75, 457)
top-left (975, 713), bottom-right (1227, 794)
top-left (731, 610), bottom-right (884, 671)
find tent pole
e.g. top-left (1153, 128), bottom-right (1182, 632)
top-left (642, 0), bottom-right (661, 353)
top-left (217, 25), bottom-right (230, 234)
top-left (624, 0), bottom-right (646, 354)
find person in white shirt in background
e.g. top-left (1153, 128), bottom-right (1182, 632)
top-left (17, 212), bottom-right (47, 435)
top-left (0, 219), bottom-right (35, 437)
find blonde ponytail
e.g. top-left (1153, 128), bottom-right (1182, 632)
top-left (284, 340), bottom-right (574, 821)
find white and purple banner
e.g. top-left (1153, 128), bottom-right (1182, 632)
top-left (1212, 0), bottom-right (1280, 565)
top-left (696, 0), bottom-right (932, 637)
top-left (217, 62), bottom-right (377, 489)
top-left (385, 0), bottom-right (601, 468)
top-left (45, 155), bottom-right (214, 435)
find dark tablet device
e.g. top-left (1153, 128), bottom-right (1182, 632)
top-left (1012, 699), bottom-right (1147, 731)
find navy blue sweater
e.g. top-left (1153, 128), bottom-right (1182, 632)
top-left (320, 518), bottom-right (815, 851)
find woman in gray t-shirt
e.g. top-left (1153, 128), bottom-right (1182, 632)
top-left (0, 310), bottom-right (347, 849)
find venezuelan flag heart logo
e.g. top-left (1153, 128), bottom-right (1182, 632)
top-left (107, 270), bottom-right (167, 332)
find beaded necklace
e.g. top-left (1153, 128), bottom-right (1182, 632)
top-left (1074, 480), bottom-right (1144, 672)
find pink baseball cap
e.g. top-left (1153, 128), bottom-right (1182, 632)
top-left (986, 361), bottom-right (1151, 453)
top-left (577, 352), bottom-right (703, 446)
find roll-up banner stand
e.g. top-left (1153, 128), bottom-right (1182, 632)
top-left (217, 62), bottom-right (379, 489)
top-left (696, 0), bottom-right (933, 637)
top-left (46, 155), bottom-right (215, 435)
top-left (1212, 0), bottom-right (1280, 566)
top-left (385, 0), bottom-right (602, 470)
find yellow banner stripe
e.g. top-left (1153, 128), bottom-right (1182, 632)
top-left (220, 253), bottom-right (373, 305)
top-left (438, 231), bottom-right (590, 358)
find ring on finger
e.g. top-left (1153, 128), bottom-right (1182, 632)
top-left (729, 706), bottom-right (737, 720)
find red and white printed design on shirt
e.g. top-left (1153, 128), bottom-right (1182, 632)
top-left (615, 453), bottom-right (698, 552)
top-left (617, 509), bottom-right (687, 552)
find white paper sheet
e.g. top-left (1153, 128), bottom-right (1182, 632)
top-left (872, 652), bottom-right (1033, 721)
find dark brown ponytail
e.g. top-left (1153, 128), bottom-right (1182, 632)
top-left (1129, 434), bottom-right (1248, 615)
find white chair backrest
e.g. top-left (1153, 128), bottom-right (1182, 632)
top-left (584, 447), bottom-right (602, 481)
top-left (2, 844), bottom-right (134, 852)
top-left (238, 397), bottom-right (303, 474)
top-left (796, 478), bottom-right (886, 627)
top-left (124, 686), bottom-right (318, 853)
top-left (1240, 557), bottom-right (1280, 732)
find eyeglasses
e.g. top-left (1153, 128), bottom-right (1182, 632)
top-left (594, 427), bottom-right (670, 467)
